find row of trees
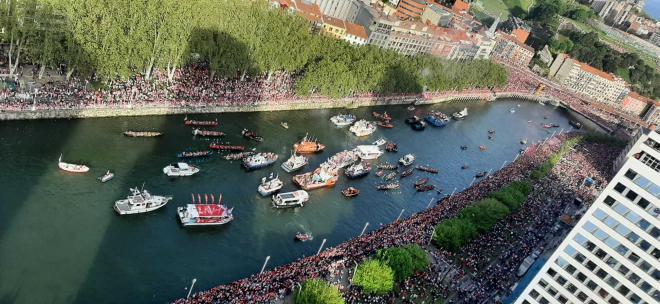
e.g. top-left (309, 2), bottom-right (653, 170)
top-left (1, 0), bottom-right (508, 97)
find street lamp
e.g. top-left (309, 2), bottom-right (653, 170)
top-left (186, 278), bottom-right (197, 299)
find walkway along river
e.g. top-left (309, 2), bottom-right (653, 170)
top-left (0, 99), bottom-right (593, 304)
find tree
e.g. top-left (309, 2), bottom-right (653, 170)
top-left (377, 247), bottom-right (414, 282)
top-left (459, 198), bottom-right (510, 233)
top-left (432, 218), bottom-right (477, 252)
top-left (295, 279), bottom-right (345, 304)
top-left (353, 259), bottom-right (394, 296)
top-left (403, 244), bottom-right (429, 273)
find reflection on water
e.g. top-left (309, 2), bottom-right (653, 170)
top-left (0, 100), bottom-right (589, 303)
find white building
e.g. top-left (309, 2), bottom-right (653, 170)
top-left (514, 128), bottom-right (660, 304)
top-left (308, 0), bottom-right (360, 22)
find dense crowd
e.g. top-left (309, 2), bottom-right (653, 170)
top-left (171, 132), bottom-right (622, 304)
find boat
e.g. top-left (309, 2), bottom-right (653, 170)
top-left (330, 114), bottom-right (356, 127)
top-left (399, 154), bottom-right (416, 166)
top-left (57, 154), bottom-right (89, 173)
top-left (377, 121), bottom-right (394, 128)
top-left (377, 182), bottom-right (400, 190)
top-left (372, 111), bottom-right (392, 121)
top-left (385, 142), bottom-right (398, 152)
top-left (452, 107), bottom-right (468, 120)
top-left (488, 129), bottom-right (496, 134)
top-left (479, 145), bottom-right (487, 151)
top-left (416, 184), bottom-right (435, 192)
top-left (460, 145), bottom-right (468, 151)
top-left (192, 129), bottom-right (225, 137)
top-left (461, 164), bottom-right (470, 170)
top-left (377, 163), bottom-right (398, 170)
top-left (224, 152), bottom-right (254, 161)
top-left (324, 150), bottom-right (359, 169)
top-left (242, 129), bottom-right (263, 142)
top-left (295, 232), bottom-right (313, 242)
top-left (520, 139), bottom-right (528, 145)
top-left (400, 168), bottom-right (413, 178)
top-left (424, 112), bottom-right (450, 127)
top-left (415, 178), bottom-right (430, 187)
top-left (415, 165), bottom-right (439, 174)
top-left (242, 152), bottom-right (278, 170)
top-left (293, 134), bottom-right (325, 154)
top-left (407, 105), bottom-right (415, 111)
top-left (209, 144), bottom-right (245, 151)
top-left (405, 116), bottom-right (421, 124)
top-left (542, 123), bottom-right (560, 128)
top-left (176, 150), bottom-right (211, 158)
top-left (163, 162), bottom-right (200, 177)
top-left (411, 120), bottom-right (426, 131)
top-left (281, 153), bottom-right (309, 173)
top-left (376, 170), bottom-right (385, 177)
top-left (344, 162), bottom-right (371, 179)
top-left (272, 190), bottom-right (310, 208)
top-left (257, 173), bottom-right (283, 196)
top-left (383, 172), bottom-right (397, 181)
top-left (349, 120), bottom-right (377, 137)
top-left (98, 171), bottom-right (114, 183)
top-left (123, 131), bottom-right (162, 137)
top-left (177, 203), bottom-right (234, 226)
top-left (281, 122), bottom-right (289, 129)
top-left (342, 187), bottom-right (360, 198)
top-left (184, 117), bottom-right (219, 127)
top-left (372, 138), bottom-right (387, 146)
top-left (509, 108), bottom-right (516, 113)
top-left (475, 171), bottom-right (488, 178)
top-left (569, 120), bottom-right (582, 129)
top-left (355, 145), bottom-right (384, 160)
top-left (114, 187), bottom-right (172, 215)
top-left (292, 168), bottom-right (338, 190)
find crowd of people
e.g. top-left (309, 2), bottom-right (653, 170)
top-left (170, 132), bottom-right (621, 304)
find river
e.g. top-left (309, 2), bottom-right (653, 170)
top-left (0, 99), bottom-right (593, 303)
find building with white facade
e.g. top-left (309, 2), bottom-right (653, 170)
top-left (514, 128), bottom-right (660, 304)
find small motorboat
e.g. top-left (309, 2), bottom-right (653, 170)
top-left (272, 190), bottom-right (309, 208)
top-left (416, 184), bottom-right (435, 192)
top-left (163, 162), bottom-right (200, 177)
top-left (383, 172), bottom-right (397, 181)
top-left (376, 170), bottom-right (385, 177)
top-left (542, 123), bottom-right (560, 128)
top-left (488, 129), bottom-right (495, 134)
top-left (377, 163), bottom-right (398, 170)
top-left (372, 111), bottom-right (392, 121)
top-left (372, 138), bottom-right (387, 146)
top-left (209, 144), bottom-right (245, 151)
top-left (349, 120), bottom-right (377, 137)
top-left (184, 117), bottom-right (219, 127)
top-left (411, 120), bottom-right (426, 131)
top-left (415, 165), bottom-right (439, 174)
top-left (98, 170), bottom-right (114, 183)
top-left (345, 162), bottom-right (371, 179)
top-left (520, 139), bottom-right (528, 145)
top-left (400, 168), bottom-right (413, 178)
top-left (475, 171), bottom-right (488, 178)
top-left (295, 232), bottom-right (313, 242)
top-left (192, 129), bottom-right (225, 137)
top-left (424, 112), bottom-right (450, 127)
top-left (569, 120), bottom-right (582, 129)
top-left (281, 122), bottom-right (289, 129)
top-left (399, 154), bottom-right (415, 166)
top-left (461, 164), bottom-right (469, 170)
top-left (242, 152), bottom-right (278, 170)
top-left (342, 187), bottom-right (360, 198)
top-left (479, 145), bottom-right (487, 151)
top-left (377, 121), bottom-right (394, 128)
top-left (407, 105), bottom-right (415, 111)
top-left (330, 114), bottom-right (357, 127)
top-left (385, 142), bottom-right (398, 152)
top-left (176, 150), bottom-right (212, 158)
top-left (123, 131), bottom-right (162, 137)
top-left (242, 129), bottom-right (263, 142)
top-left (509, 108), bottom-right (515, 113)
top-left (281, 153), bottom-right (309, 173)
top-left (414, 178), bottom-right (429, 187)
top-left (376, 182), bottom-right (399, 190)
top-left (460, 145), bottom-right (468, 151)
top-left (257, 173), bottom-right (283, 196)
top-left (58, 154), bottom-right (89, 173)
top-left (452, 107), bottom-right (468, 120)
top-left (224, 152), bottom-right (254, 161)
top-left (405, 116), bottom-right (420, 125)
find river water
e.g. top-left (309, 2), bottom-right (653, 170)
top-left (0, 99), bottom-right (592, 303)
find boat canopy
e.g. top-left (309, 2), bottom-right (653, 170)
top-left (177, 162), bottom-right (190, 169)
top-left (188, 204), bottom-right (226, 217)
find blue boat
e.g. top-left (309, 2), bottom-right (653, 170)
top-left (424, 112), bottom-right (450, 127)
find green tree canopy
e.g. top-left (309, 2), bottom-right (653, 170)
top-left (295, 279), bottom-right (345, 304)
top-left (353, 259), bottom-right (394, 296)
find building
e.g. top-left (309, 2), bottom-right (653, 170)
top-left (538, 45), bottom-right (554, 67)
top-left (421, 4), bottom-right (453, 28)
top-left (491, 31), bottom-right (535, 67)
top-left (514, 127), bottom-right (660, 304)
top-left (343, 21), bottom-right (369, 46)
top-left (367, 19), bottom-right (435, 56)
top-left (395, 0), bottom-right (427, 20)
top-left (649, 32), bottom-right (660, 47)
top-left (548, 54), bottom-right (630, 105)
top-left (593, 0), bottom-right (635, 25)
top-left (273, 0), bottom-right (323, 26)
top-left (642, 103), bottom-right (660, 126)
top-left (321, 15), bottom-right (347, 39)
top-left (621, 92), bottom-right (655, 117)
top-left (308, 0), bottom-right (360, 22)
top-left (451, 0), bottom-right (470, 14)
top-left (500, 16), bottom-right (531, 44)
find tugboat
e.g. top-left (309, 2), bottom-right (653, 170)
top-left (414, 178), bottom-right (429, 187)
top-left (415, 165), bottom-right (439, 174)
top-left (281, 153), bottom-right (309, 173)
top-left (242, 129), bottom-right (263, 142)
top-left (330, 114), bottom-right (356, 127)
top-left (345, 162), bottom-right (372, 179)
top-left (177, 202), bottom-right (234, 226)
top-left (123, 131), bottom-right (162, 137)
top-left (163, 162), bottom-right (200, 177)
top-left (176, 150), bottom-right (212, 158)
top-left (98, 170), bottom-right (115, 183)
top-left (184, 116), bottom-right (219, 127)
top-left (475, 171), bottom-right (488, 178)
top-left (57, 154), bottom-right (89, 173)
top-left (272, 190), bottom-right (310, 208)
top-left (293, 168), bottom-right (338, 190)
top-left (242, 152), bottom-right (278, 170)
top-left (349, 120), bottom-right (377, 137)
top-left (192, 129), bottom-right (225, 137)
top-left (377, 121), bottom-right (394, 128)
top-left (295, 232), bottom-right (313, 242)
top-left (452, 107), bottom-right (468, 120)
top-left (377, 182), bottom-right (400, 191)
top-left (569, 120), bottom-right (582, 129)
top-left (342, 187), bottom-right (360, 198)
top-left (400, 168), bottom-right (413, 178)
top-left (114, 187), bottom-right (172, 215)
top-left (257, 173), bottom-right (283, 196)
top-left (293, 134), bottom-right (325, 154)
top-left (399, 154), bottom-right (416, 166)
top-left (385, 142), bottom-right (398, 152)
top-left (424, 111), bottom-right (450, 127)
top-left (355, 145), bottom-right (384, 160)
top-left (377, 163), bottom-right (398, 170)
top-left (224, 152), bottom-right (254, 161)
top-left (209, 143), bottom-right (245, 151)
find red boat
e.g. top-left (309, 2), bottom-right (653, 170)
top-left (372, 111), bottom-right (392, 121)
top-left (184, 116), bottom-right (219, 127)
top-left (209, 144), bottom-right (245, 151)
top-left (414, 178), bottom-right (429, 187)
top-left (377, 121), bottom-right (394, 128)
top-left (342, 187), bottom-right (360, 198)
top-left (193, 129), bottom-right (225, 137)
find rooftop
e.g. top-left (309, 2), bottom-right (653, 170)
top-left (323, 15), bottom-right (345, 29)
top-left (345, 22), bottom-right (368, 39)
top-left (577, 62), bottom-right (615, 81)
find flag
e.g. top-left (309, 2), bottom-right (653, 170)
top-left (205, 194), bottom-right (208, 204)
top-left (218, 193), bottom-right (223, 204)
top-left (197, 194), bottom-right (201, 204)
top-left (211, 194), bottom-right (215, 204)
top-left (191, 194), bottom-right (194, 204)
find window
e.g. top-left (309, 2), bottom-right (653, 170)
top-left (624, 169), bottom-right (637, 180)
top-left (586, 261), bottom-right (597, 271)
top-left (548, 268), bottom-right (557, 277)
top-left (604, 197), bottom-right (615, 207)
top-left (614, 183), bottom-right (626, 193)
top-left (577, 291), bottom-right (588, 301)
top-left (576, 272), bottom-right (587, 282)
top-left (557, 275), bottom-right (567, 285)
top-left (625, 189), bottom-right (638, 201)
top-left (566, 264), bottom-right (577, 275)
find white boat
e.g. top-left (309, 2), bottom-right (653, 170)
top-left (354, 145), bottom-right (384, 160)
top-left (349, 120), bottom-right (377, 137)
top-left (163, 162), bottom-right (200, 177)
top-left (509, 108), bottom-right (516, 113)
top-left (281, 153), bottom-right (308, 172)
top-left (177, 203), bottom-right (234, 226)
top-left (272, 190), bottom-right (309, 208)
top-left (58, 154), bottom-right (89, 173)
top-left (281, 122), bottom-right (289, 129)
top-left (258, 173), bottom-right (283, 196)
top-left (324, 149), bottom-right (359, 168)
top-left (372, 138), bottom-right (387, 146)
top-left (114, 187), bottom-right (172, 215)
top-left (452, 107), bottom-right (468, 120)
top-left (98, 170), bottom-right (114, 183)
top-left (330, 114), bottom-right (356, 127)
top-left (399, 154), bottom-right (416, 166)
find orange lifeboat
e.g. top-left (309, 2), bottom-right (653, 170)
top-left (293, 134), bottom-right (325, 154)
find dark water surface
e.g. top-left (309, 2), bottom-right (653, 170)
top-left (0, 100), bottom-right (589, 303)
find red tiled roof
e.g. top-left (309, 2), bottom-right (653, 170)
top-left (452, 0), bottom-right (470, 13)
top-left (294, 0), bottom-right (322, 23)
top-left (578, 63), bottom-right (614, 81)
top-left (497, 32), bottom-right (534, 52)
top-left (627, 91), bottom-right (656, 105)
top-left (345, 22), bottom-right (368, 39)
top-left (323, 15), bottom-right (345, 29)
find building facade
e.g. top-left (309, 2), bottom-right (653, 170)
top-left (421, 4), bottom-right (453, 27)
top-left (395, 0), bottom-right (426, 20)
top-left (321, 16), bottom-right (347, 39)
top-left (621, 92), bottom-right (653, 117)
top-left (343, 21), bottom-right (369, 46)
top-left (642, 103), bottom-right (660, 126)
top-left (514, 128), bottom-right (660, 304)
top-left (491, 32), bottom-right (534, 67)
